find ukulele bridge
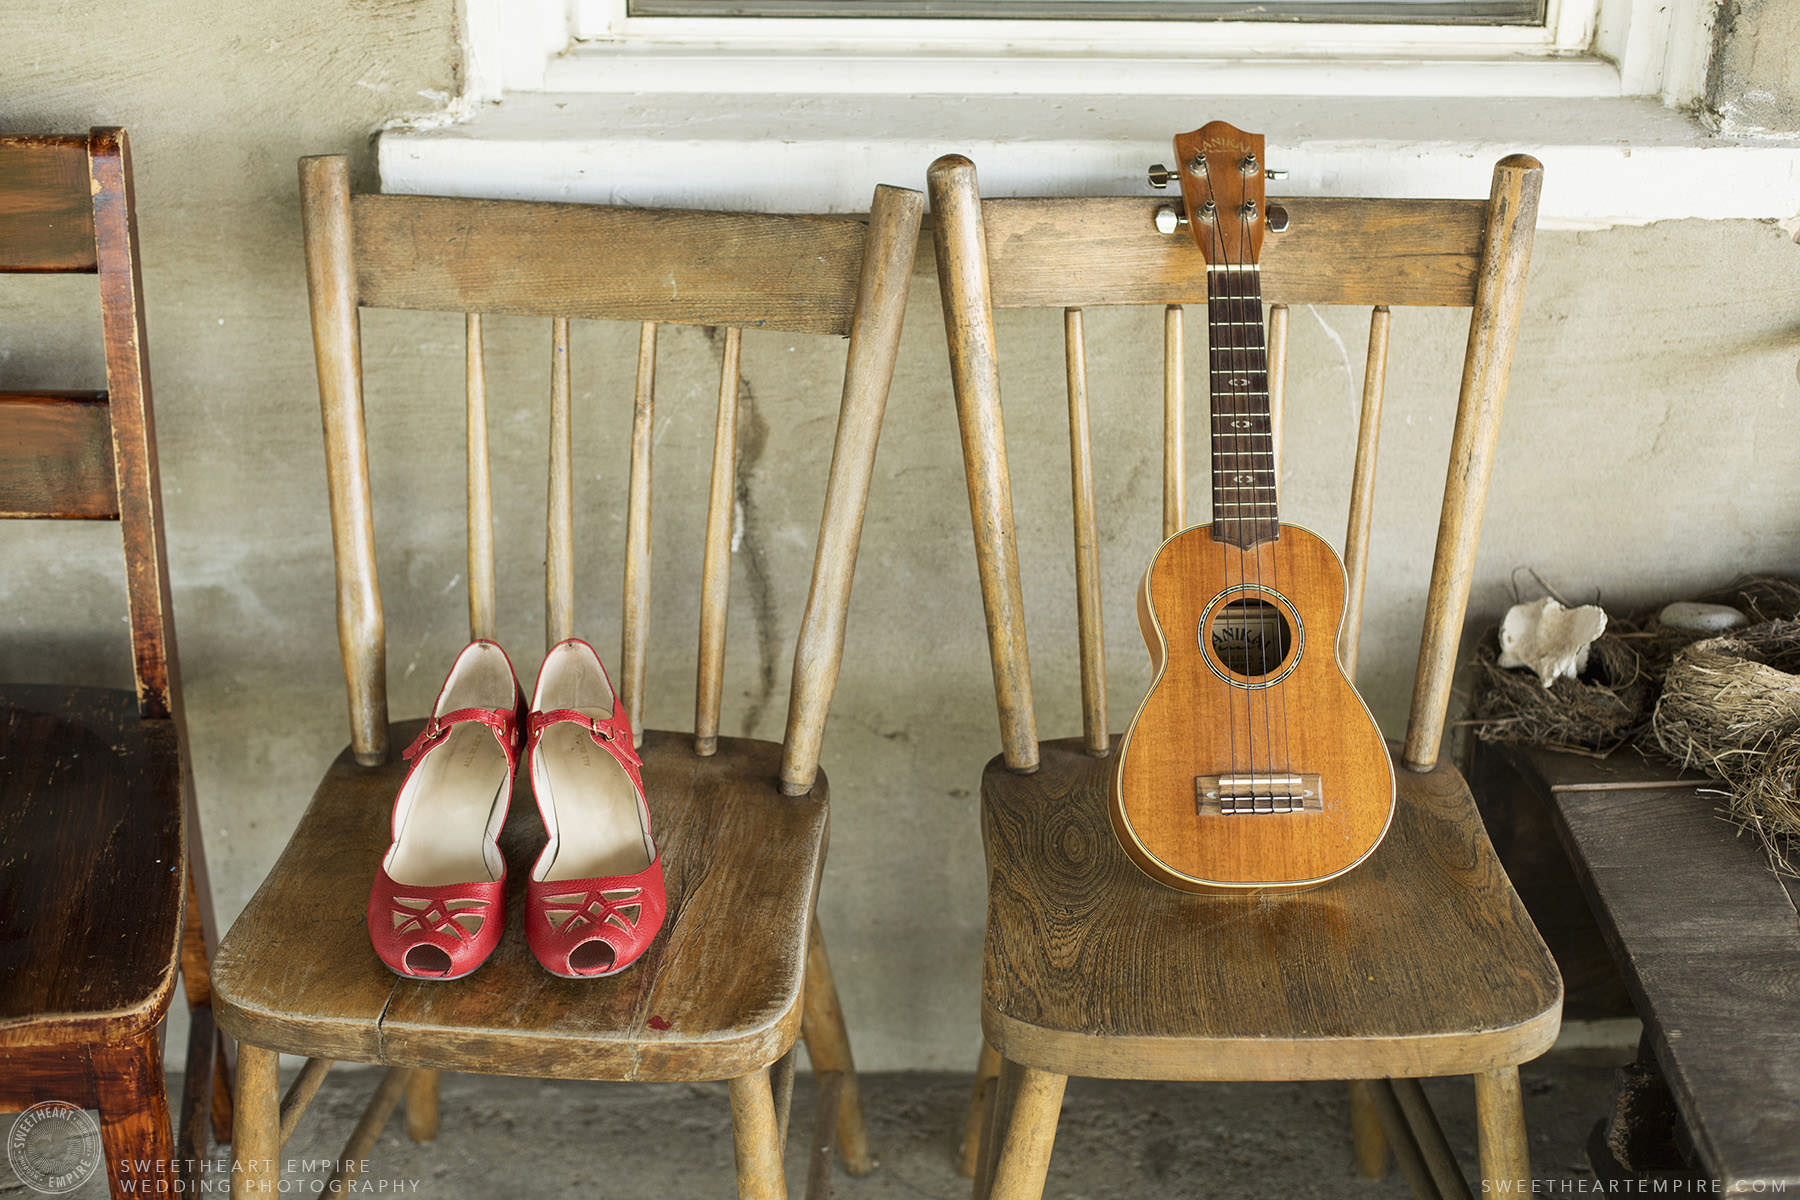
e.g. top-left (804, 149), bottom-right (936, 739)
top-left (1196, 773), bottom-right (1324, 815)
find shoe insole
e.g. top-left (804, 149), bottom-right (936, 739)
top-left (537, 708), bottom-right (653, 882)
top-left (387, 723), bottom-right (509, 887)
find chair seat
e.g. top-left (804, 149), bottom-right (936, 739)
top-left (0, 684), bottom-right (185, 1047)
top-left (980, 737), bottom-right (1562, 1082)
top-left (213, 721), bottom-right (827, 1082)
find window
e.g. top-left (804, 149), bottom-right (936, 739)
top-left (629, 0), bottom-right (1545, 24)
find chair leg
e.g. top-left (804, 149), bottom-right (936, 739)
top-left (729, 1066), bottom-right (789, 1200)
top-left (404, 1068), bottom-right (440, 1142)
top-left (178, 1004), bottom-right (218, 1172)
top-left (212, 1031), bottom-right (236, 1144)
top-left (1474, 1067), bottom-right (1532, 1189)
top-left (182, 862), bottom-right (234, 1145)
top-left (92, 1029), bottom-right (176, 1197)
top-left (232, 1044), bottom-right (281, 1198)
top-left (971, 1051), bottom-right (1014, 1200)
top-left (958, 1041), bottom-right (1002, 1178)
top-left (1348, 1080), bottom-right (1391, 1179)
top-left (800, 918), bottom-right (873, 1176)
top-left (987, 1059), bottom-right (1066, 1200)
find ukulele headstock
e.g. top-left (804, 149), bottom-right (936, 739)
top-left (1148, 122), bottom-right (1287, 261)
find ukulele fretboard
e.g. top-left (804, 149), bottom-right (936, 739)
top-left (1207, 264), bottom-right (1278, 549)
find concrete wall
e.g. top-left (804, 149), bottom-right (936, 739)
top-left (1709, 0), bottom-right (1800, 133)
top-left (4, 1), bottom-right (1800, 1073)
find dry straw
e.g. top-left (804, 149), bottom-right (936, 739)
top-left (1469, 577), bottom-right (1800, 874)
top-left (1651, 627), bottom-right (1800, 874)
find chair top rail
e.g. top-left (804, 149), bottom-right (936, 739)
top-left (0, 135), bottom-right (98, 273)
top-left (349, 192), bottom-right (870, 336)
top-left (979, 196), bottom-right (1486, 310)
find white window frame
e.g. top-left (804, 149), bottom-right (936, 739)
top-left (465, 0), bottom-right (1716, 105)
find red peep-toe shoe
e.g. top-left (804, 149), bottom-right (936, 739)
top-left (525, 638), bottom-right (666, 978)
top-left (367, 640), bottom-right (525, 980)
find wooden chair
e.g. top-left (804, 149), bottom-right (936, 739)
top-left (210, 158), bottom-right (923, 1200)
top-left (928, 152), bottom-right (1562, 1199)
top-left (0, 128), bottom-right (232, 1196)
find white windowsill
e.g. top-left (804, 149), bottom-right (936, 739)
top-left (379, 93), bottom-right (1800, 230)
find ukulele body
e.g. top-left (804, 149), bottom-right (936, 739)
top-left (1111, 521), bottom-right (1396, 894)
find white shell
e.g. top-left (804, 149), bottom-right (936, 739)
top-left (1657, 601), bottom-right (1748, 633)
top-left (1497, 597), bottom-right (1608, 689)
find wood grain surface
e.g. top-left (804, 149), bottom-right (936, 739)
top-left (980, 197), bottom-right (1485, 310)
top-left (0, 685), bottom-right (185, 1046)
top-left (0, 135), bottom-right (95, 271)
top-left (352, 195), bottom-right (868, 336)
top-left (982, 736), bottom-right (1562, 1080)
top-left (1113, 524), bottom-right (1394, 890)
top-left (1549, 783), bottom-right (1800, 1190)
top-left (0, 391), bottom-right (118, 518)
top-left (213, 723), bottom-right (827, 1082)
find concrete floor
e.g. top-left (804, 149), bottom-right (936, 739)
top-left (4, 1053), bottom-right (1625, 1198)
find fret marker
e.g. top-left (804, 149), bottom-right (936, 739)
top-left (1231, 419), bottom-right (1249, 429)
top-left (1230, 377), bottom-right (1249, 387)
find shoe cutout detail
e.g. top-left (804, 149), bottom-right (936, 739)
top-left (368, 640), bottom-right (524, 981)
top-left (525, 639), bottom-right (666, 978)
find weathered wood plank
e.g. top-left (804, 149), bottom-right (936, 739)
top-left (0, 392), bottom-right (117, 518)
top-left (1551, 784), bottom-right (1800, 1191)
top-left (352, 196), bottom-right (867, 335)
top-left (981, 197), bottom-right (1485, 310)
top-left (0, 136), bottom-right (95, 272)
top-left (0, 685), bottom-right (184, 1046)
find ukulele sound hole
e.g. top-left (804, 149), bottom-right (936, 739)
top-left (1208, 597), bottom-right (1294, 680)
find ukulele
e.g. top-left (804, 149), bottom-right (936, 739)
top-left (1110, 122), bottom-right (1396, 895)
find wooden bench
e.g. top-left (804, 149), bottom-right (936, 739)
top-left (1477, 742), bottom-right (1800, 1193)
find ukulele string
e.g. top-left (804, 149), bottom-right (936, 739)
top-left (1232, 211), bottom-right (1275, 804)
top-left (1239, 212), bottom-right (1291, 804)
top-left (1201, 166), bottom-right (1244, 793)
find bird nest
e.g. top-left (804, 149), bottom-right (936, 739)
top-left (1468, 577), bottom-right (1800, 874)
top-left (1651, 628), bottom-right (1800, 874)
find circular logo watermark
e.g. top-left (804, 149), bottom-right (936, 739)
top-left (8, 1102), bottom-right (101, 1194)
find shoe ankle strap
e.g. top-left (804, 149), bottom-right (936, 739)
top-left (404, 705), bottom-right (522, 764)
top-left (527, 708), bottom-right (641, 769)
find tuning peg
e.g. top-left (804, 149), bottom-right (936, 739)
top-left (1265, 168), bottom-right (1288, 180)
top-left (1154, 206), bottom-right (1188, 235)
top-left (1266, 204), bottom-right (1290, 233)
top-left (1147, 163), bottom-right (1176, 189)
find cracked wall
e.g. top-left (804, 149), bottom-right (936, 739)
top-left (3, 1), bottom-right (1800, 1077)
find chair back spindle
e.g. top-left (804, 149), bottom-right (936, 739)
top-left (1064, 308), bottom-right (1108, 757)
top-left (927, 151), bottom-right (1542, 778)
top-left (1402, 158), bottom-right (1542, 770)
top-left (621, 322), bottom-right (658, 748)
top-left (1162, 305), bottom-right (1185, 540)
top-left (465, 313), bottom-right (497, 642)
top-left (297, 157), bottom-right (924, 789)
top-left (546, 318), bottom-right (575, 650)
top-left (695, 325), bottom-right (743, 757)
top-left (1339, 305), bottom-right (1391, 681)
top-left (778, 185), bottom-right (926, 793)
top-left (928, 156), bottom-right (1039, 773)
top-left (299, 155), bottom-right (386, 764)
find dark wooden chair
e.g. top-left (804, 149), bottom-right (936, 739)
top-left (927, 152), bottom-right (1563, 1199)
top-left (211, 158), bottom-right (923, 1200)
top-left (0, 128), bottom-right (231, 1196)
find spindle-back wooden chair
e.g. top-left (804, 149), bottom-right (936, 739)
top-left (929, 152), bottom-right (1562, 1200)
top-left (210, 158), bottom-right (923, 1200)
top-left (0, 128), bottom-right (232, 1197)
